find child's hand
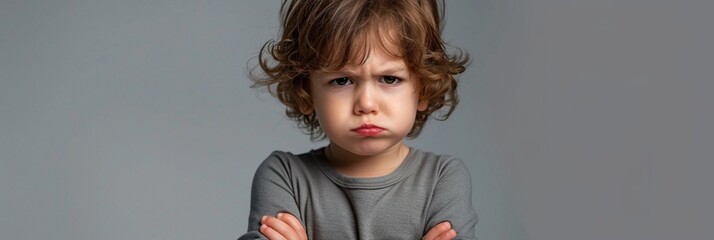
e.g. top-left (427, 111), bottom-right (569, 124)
top-left (422, 221), bottom-right (456, 240)
top-left (259, 212), bottom-right (308, 240)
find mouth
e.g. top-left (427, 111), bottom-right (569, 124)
top-left (351, 124), bottom-right (385, 137)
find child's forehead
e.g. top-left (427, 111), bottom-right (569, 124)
top-left (339, 48), bottom-right (406, 68)
top-left (319, 25), bottom-right (407, 71)
top-left (317, 63), bottom-right (409, 77)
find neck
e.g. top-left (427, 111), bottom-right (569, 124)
top-left (325, 143), bottom-right (409, 178)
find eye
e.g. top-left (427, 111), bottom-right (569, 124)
top-left (380, 76), bottom-right (401, 85)
top-left (329, 77), bottom-right (353, 86)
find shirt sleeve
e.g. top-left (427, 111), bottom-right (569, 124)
top-left (238, 151), bottom-right (303, 240)
top-left (424, 157), bottom-right (479, 240)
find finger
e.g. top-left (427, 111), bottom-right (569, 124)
top-left (422, 221), bottom-right (452, 240)
top-left (435, 229), bottom-right (457, 240)
top-left (423, 222), bottom-right (450, 240)
top-left (277, 212), bottom-right (308, 240)
top-left (261, 215), bottom-right (301, 240)
top-left (260, 224), bottom-right (286, 240)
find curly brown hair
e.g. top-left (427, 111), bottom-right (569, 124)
top-left (250, 0), bottom-right (468, 141)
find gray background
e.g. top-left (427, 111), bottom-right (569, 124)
top-left (1, 0), bottom-right (712, 240)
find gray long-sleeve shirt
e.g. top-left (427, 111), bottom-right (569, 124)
top-left (238, 147), bottom-right (478, 240)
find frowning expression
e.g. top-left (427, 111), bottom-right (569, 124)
top-left (309, 49), bottom-right (428, 156)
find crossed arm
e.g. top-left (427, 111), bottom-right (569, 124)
top-left (243, 153), bottom-right (476, 240)
top-left (259, 212), bottom-right (457, 240)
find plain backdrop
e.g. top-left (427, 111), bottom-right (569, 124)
top-left (1, 0), bottom-right (712, 240)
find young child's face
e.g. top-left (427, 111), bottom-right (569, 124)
top-left (309, 49), bottom-right (428, 156)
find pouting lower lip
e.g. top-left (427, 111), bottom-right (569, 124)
top-left (352, 124), bottom-right (384, 131)
top-left (353, 127), bottom-right (384, 136)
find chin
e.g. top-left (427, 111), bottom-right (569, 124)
top-left (338, 138), bottom-right (402, 156)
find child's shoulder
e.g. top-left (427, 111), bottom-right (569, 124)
top-left (254, 148), bottom-right (323, 176)
top-left (409, 147), bottom-right (470, 176)
top-left (261, 148), bottom-right (321, 162)
top-left (411, 147), bottom-right (466, 165)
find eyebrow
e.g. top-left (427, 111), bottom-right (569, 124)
top-left (379, 67), bottom-right (407, 74)
top-left (327, 67), bottom-right (408, 75)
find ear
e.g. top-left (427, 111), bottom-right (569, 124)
top-left (300, 78), bottom-right (315, 115)
top-left (299, 104), bottom-right (314, 115)
top-left (417, 99), bottom-right (429, 111)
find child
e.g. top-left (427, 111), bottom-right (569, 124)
top-left (239, 0), bottom-right (478, 239)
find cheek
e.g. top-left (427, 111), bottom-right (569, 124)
top-left (312, 99), bottom-right (346, 124)
top-left (312, 93), bottom-right (334, 112)
top-left (309, 89), bottom-right (328, 113)
top-left (396, 94), bottom-right (421, 121)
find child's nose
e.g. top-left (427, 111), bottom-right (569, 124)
top-left (353, 84), bottom-right (378, 115)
